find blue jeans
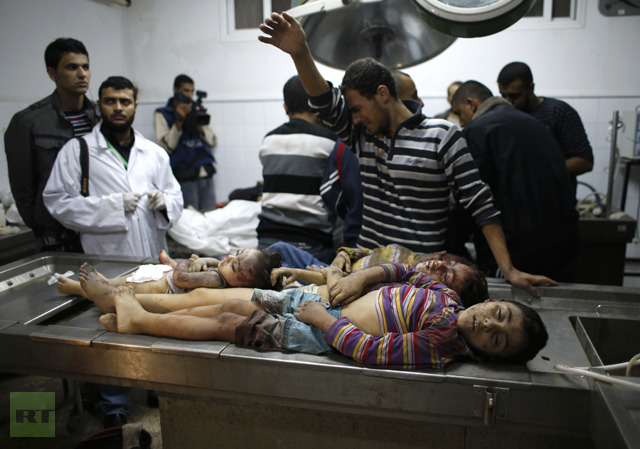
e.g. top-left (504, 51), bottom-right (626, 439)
top-left (99, 385), bottom-right (130, 416)
top-left (252, 288), bottom-right (341, 354)
top-left (180, 176), bottom-right (216, 210)
top-left (264, 241), bottom-right (332, 269)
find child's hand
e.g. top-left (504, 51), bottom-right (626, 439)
top-left (328, 271), bottom-right (366, 306)
top-left (188, 259), bottom-right (208, 273)
top-left (330, 250), bottom-right (352, 273)
top-left (305, 264), bottom-right (324, 273)
top-left (270, 267), bottom-right (299, 287)
top-left (321, 266), bottom-right (343, 293)
top-left (294, 300), bottom-right (336, 331)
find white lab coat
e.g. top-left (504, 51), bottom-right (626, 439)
top-left (43, 123), bottom-right (183, 258)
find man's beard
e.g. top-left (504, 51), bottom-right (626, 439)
top-left (102, 114), bottom-right (135, 133)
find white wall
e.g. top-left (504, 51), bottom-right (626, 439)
top-left (1, 0), bottom-right (640, 279)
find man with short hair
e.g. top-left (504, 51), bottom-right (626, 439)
top-left (450, 80), bottom-right (579, 281)
top-left (4, 37), bottom-right (98, 252)
top-left (258, 12), bottom-right (555, 298)
top-left (392, 71), bottom-right (423, 107)
top-left (44, 76), bottom-right (184, 258)
top-left (497, 61), bottom-right (593, 196)
top-left (434, 80), bottom-right (463, 125)
top-left (154, 74), bottom-right (218, 210)
top-left (43, 75), bottom-right (183, 428)
top-left (259, 76), bottom-right (362, 263)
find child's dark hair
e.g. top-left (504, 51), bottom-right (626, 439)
top-left (491, 300), bottom-right (548, 364)
top-left (457, 268), bottom-right (489, 308)
top-left (251, 250), bottom-right (283, 291)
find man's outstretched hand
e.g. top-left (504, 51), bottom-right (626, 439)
top-left (258, 12), bottom-right (308, 58)
top-left (503, 268), bottom-right (558, 298)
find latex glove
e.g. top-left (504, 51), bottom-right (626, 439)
top-left (147, 189), bottom-right (166, 210)
top-left (123, 192), bottom-right (142, 213)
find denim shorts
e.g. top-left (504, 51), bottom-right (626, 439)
top-left (251, 288), bottom-right (341, 354)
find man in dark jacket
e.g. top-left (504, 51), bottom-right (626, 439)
top-left (154, 74), bottom-right (218, 210)
top-left (451, 81), bottom-right (578, 281)
top-left (4, 37), bottom-right (98, 252)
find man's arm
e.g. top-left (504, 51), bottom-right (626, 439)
top-left (566, 156), bottom-right (593, 177)
top-left (153, 111), bottom-right (182, 154)
top-left (198, 125), bottom-right (217, 148)
top-left (258, 12), bottom-right (330, 97)
top-left (481, 223), bottom-right (558, 297)
top-left (4, 114), bottom-right (37, 229)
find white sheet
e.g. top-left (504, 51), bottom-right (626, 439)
top-left (167, 200), bottom-right (260, 255)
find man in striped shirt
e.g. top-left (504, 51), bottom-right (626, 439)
top-left (257, 12), bottom-right (555, 298)
top-left (4, 37), bottom-right (98, 252)
top-left (80, 263), bottom-right (548, 369)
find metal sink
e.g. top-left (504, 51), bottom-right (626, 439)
top-left (572, 316), bottom-right (640, 369)
top-left (571, 315), bottom-right (640, 449)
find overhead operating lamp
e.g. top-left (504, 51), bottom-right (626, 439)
top-left (287, 0), bottom-right (457, 70)
top-left (412, 0), bottom-right (537, 37)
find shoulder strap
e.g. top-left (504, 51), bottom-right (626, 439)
top-left (336, 141), bottom-right (345, 184)
top-left (77, 137), bottom-right (89, 197)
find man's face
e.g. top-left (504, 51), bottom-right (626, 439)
top-left (396, 75), bottom-right (423, 107)
top-left (498, 79), bottom-right (532, 111)
top-left (457, 300), bottom-right (527, 359)
top-left (98, 87), bottom-right (137, 132)
top-left (344, 88), bottom-right (391, 136)
top-left (413, 259), bottom-right (473, 293)
top-left (450, 101), bottom-right (475, 128)
top-left (47, 52), bottom-right (90, 97)
top-left (174, 82), bottom-right (195, 100)
top-left (447, 83), bottom-right (461, 105)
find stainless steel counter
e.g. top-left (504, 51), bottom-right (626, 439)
top-left (0, 254), bottom-right (638, 449)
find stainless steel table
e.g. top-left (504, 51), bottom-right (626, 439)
top-left (1, 254), bottom-right (638, 449)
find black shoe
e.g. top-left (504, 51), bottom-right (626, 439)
top-left (146, 390), bottom-right (159, 408)
top-left (103, 412), bottom-right (127, 429)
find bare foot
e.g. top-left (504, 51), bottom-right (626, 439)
top-left (78, 262), bottom-right (116, 313)
top-left (99, 313), bottom-right (118, 332)
top-left (113, 285), bottom-right (147, 335)
top-left (159, 249), bottom-right (177, 268)
top-left (57, 277), bottom-right (86, 298)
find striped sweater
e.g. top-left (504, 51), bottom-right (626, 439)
top-left (257, 118), bottom-right (338, 247)
top-left (309, 85), bottom-right (501, 253)
top-left (325, 263), bottom-right (472, 369)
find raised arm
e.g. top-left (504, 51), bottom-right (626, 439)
top-left (258, 12), bottom-right (330, 97)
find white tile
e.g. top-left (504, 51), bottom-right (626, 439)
top-left (220, 103), bottom-right (244, 125)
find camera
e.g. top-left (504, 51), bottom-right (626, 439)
top-left (174, 89), bottom-right (211, 127)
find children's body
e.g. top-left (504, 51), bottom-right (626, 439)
top-left (81, 262), bottom-right (541, 364)
top-left (272, 258), bottom-right (475, 306)
top-left (57, 248), bottom-right (280, 299)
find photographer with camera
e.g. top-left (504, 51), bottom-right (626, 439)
top-left (154, 74), bottom-right (218, 210)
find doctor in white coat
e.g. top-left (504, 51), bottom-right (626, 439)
top-left (44, 76), bottom-right (183, 259)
